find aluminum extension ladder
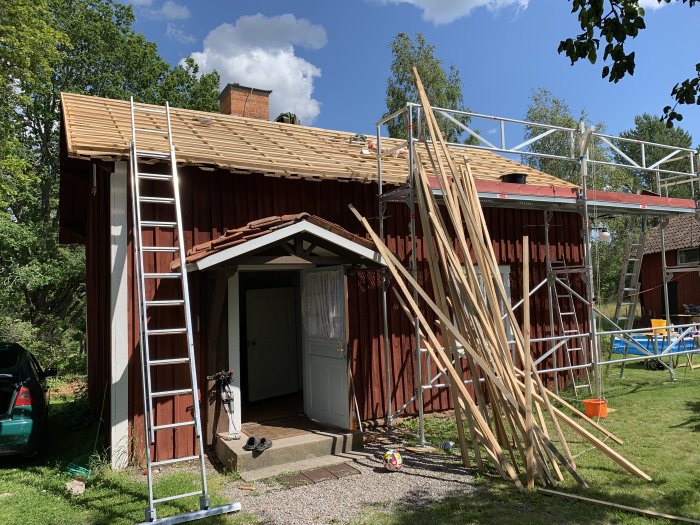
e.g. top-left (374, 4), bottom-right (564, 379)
top-left (129, 98), bottom-right (240, 524)
top-left (612, 217), bottom-right (646, 377)
top-left (551, 259), bottom-right (593, 397)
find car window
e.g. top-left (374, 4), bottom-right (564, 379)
top-left (0, 344), bottom-right (22, 373)
top-left (28, 353), bottom-right (44, 379)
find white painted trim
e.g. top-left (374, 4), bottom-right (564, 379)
top-left (192, 221), bottom-right (384, 272)
top-left (227, 273), bottom-right (242, 435)
top-left (237, 264), bottom-right (311, 272)
top-left (110, 161), bottom-right (129, 469)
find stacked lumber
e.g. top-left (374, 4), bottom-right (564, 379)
top-left (350, 69), bottom-right (650, 490)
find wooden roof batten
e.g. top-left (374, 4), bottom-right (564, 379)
top-left (60, 92), bottom-right (578, 189)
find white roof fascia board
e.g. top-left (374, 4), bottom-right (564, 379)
top-left (192, 220), bottom-right (384, 272)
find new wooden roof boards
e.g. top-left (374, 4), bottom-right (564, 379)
top-left (60, 92), bottom-right (577, 188)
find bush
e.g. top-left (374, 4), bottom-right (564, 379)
top-left (0, 315), bottom-right (86, 374)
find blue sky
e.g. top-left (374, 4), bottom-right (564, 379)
top-left (127, 0), bottom-right (700, 144)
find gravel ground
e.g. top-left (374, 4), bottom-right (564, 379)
top-left (220, 431), bottom-right (474, 525)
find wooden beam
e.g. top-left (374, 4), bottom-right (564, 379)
top-left (523, 236), bottom-right (534, 490)
top-left (538, 489), bottom-right (700, 524)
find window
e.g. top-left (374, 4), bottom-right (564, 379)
top-left (678, 247), bottom-right (700, 266)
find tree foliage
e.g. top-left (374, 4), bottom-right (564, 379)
top-left (617, 113), bottom-right (693, 192)
top-left (523, 89), bottom-right (631, 301)
top-left (522, 89), bottom-right (585, 185)
top-left (0, 0), bottom-right (220, 371)
top-left (522, 88), bottom-right (695, 302)
top-left (559, 0), bottom-right (698, 127)
top-left (385, 33), bottom-right (468, 142)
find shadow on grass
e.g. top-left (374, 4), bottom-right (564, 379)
top-left (0, 392), bottom-right (99, 471)
top-left (356, 479), bottom-right (700, 525)
top-left (671, 401), bottom-right (700, 432)
top-left (0, 394), bottom-right (234, 524)
top-left (354, 482), bottom-right (655, 525)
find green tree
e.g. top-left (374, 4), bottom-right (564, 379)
top-left (0, 0), bottom-right (220, 371)
top-left (558, 0), bottom-right (697, 127)
top-left (522, 88), bottom-right (633, 190)
top-left (522, 89), bottom-right (586, 185)
top-left (385, 33), bottom-right (468, 142)
top-left (616, 113), bottom-right (694, 193)
top-left (522, 88), bottom-right (635, 302)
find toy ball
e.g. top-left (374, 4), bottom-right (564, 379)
top-left (441, 440), bottom-right (455, 452)
top-left (383, 449), bottom-right (403, 472)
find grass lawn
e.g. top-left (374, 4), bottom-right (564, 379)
top-left (355, 362), bottom-right (700, 525)
top-left (0, 382), bottom-right (256, 525)
top-left (1, 365), bottom-right (698, 525)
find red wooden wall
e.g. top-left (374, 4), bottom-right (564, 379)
top-left (640, 251), bottom-right (700, 321)
top-left (76, 163), bottom-right (586, 462)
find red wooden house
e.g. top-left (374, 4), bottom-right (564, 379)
top-left (641, 214), bottom-right (700, 322)
top-left (58, 84), bottom-right (693, 469)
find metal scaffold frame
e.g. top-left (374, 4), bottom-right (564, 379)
top-left (376, 102), bottom-right (700, 446)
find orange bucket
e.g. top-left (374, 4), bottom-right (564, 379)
top-left (583, 399), bottom-right (608, 418)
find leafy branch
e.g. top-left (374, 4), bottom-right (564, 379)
top-left (558, 0), bottom-right (697, 127)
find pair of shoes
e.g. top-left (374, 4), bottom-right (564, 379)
top-left (243, 436), bottom-right (273, 452)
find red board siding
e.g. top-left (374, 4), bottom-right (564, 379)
top-left (640, 251), bottom-right (700, 321)
top-left (86, 166), bottom-right (112, 423)
top-left (78, 164), bottom-right (585, 461)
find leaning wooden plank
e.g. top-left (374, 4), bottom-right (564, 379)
top-left (535, 403), bottom-right (564, 482)
top-left (354, 202), bottom-right (585, 487)
top-left (412, 171), bottom-right (472, 468)
top-left (538, 489), bottom-right (700, 525)
top-left (523, 382), bottom-right (652, 481)
top-left (457, 160), bottom-right (577, 469)
top-left (350, 205), bottom-right (524, 489)
top-left (391, 288), bottom-right (484, 471)
top-left (414, 82), bottom-right (587, 485)
top-left (413, 160), bottom-right (487, 468)
top-left (543, 388), bottom-right (623, 445)
top-left (523, 236), bottom-right (535, 490)
top-left (415, 115), bottom-right (554, 482)
top-left (369, 168), bottom-right (620, 486)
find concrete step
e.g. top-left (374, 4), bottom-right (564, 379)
top-left (238, 454), bottom-right (350, 482)
top-left (215, 429), bottom-right (363, 474)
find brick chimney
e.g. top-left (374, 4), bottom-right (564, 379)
top-left (218, 83), bottom-right (272, 120)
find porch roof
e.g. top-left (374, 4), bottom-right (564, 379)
top-left (175, 213), bottom-right (383, 272)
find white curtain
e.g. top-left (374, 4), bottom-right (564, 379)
top-left (302, 270), bottom-right (342, 340)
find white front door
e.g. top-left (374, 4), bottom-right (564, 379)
top-left (246, 287), bottom-right (299, 402)
top-left (301, 267), bottom-right (350, 429)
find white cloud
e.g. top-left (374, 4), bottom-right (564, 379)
top-left (166, 23), bottom-right (195, 44)
top-left (189, 14), bottom-right (327, 124)
top-left (125, 0), bottom-right (153, 6)
top-left (159, 1), bottom-right (190, 20)
top-left (377, 0), bottom-right (528, 24)
top-left (637, 0), bottom-right (666, 10)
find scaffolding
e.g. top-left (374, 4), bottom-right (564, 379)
top-left (376, 103), bottom-right (700, 446)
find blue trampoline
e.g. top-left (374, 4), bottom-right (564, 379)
top-left (611, 334), bottom-right (698, 356)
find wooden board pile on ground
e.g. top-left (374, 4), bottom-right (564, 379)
top-left (350, 69), bottom-right (651, 491)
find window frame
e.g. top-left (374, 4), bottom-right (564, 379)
top-left (677, 247), bottom-right (700, 266)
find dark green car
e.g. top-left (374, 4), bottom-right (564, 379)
top-left (0, 342), bottom-right (57, 456)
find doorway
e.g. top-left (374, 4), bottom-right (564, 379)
top-left (227, 266), bottom-right (352, 435)
top-left (239, 271), bottom-right (303, 424)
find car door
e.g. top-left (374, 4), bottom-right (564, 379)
top-left (27, 353), bottom-right (48, 415)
